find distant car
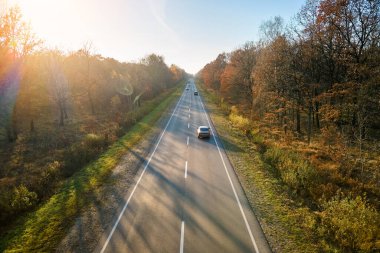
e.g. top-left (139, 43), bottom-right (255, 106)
top-left (197, 126), bottom-right (210, 138)
top-left (194, 91), bottom-right (198, 95)
top-left (186, 87), bottom-right (189, 90)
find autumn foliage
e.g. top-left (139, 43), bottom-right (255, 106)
top-left (0, 7), bottom-right (186, 231)
top-left (198, 0), bottom-right (380, 251)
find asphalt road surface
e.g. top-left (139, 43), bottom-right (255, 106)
top-left (96, 80), bottom-right (271, 253)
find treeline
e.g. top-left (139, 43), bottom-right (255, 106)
top-left (1, 9), bottom-right (185, 140)
top-left (0, 7), bottom-right (186, 227)
top-left (198, 0), bottom-right (380, 251)
top-left (200, 0), bottom-right (380, 142)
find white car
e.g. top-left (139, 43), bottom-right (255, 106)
top-left (197, 126), bottom-right (211, 138)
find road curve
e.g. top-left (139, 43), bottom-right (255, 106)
top-left (95, 79), bottom-right (271, 253)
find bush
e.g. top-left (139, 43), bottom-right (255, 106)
top-left (0, 187), bottom-right (13, 224)
top-left (11, 185), bottom-right (38, 212)
top-left (34, 161), bottom-right (61, 196)
top-left (83, 133), bottom-right (106, 150)
top-left (63, 134), bottom-right (106, 177)
top-left (0, 185), bottom-right (38, 225)
top-left (320, 194), bottom-right (380, 251)
top-left (229, 108), bottom-right (250, 131)
top-left (264, 147), bottom-right (319, 195)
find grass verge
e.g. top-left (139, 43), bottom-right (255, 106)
top-left (0, 84), bottom-right (183, 252)
top-left (198, 85), bottom-right (321, 253)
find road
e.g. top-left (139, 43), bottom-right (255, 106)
top-left (96, 79), bottom-right (271, 253)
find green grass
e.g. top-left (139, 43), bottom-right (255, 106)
top-left (0, 84), bottom-right (183, 253)
top-left (198, 84), bottom-right (321, 253)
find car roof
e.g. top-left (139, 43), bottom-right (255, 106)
top-left (198, 125), bottom-right (209, 128)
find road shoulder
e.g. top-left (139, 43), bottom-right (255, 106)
top-left (56, 90), bottom-right (182, 253)
top-left (199, 86), bottom-right (320, 253)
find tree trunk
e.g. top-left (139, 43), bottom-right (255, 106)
top-left (296, 106), bottom-right (301, 134)
top-left (284, 109), bottom-right (288, 134)
top-left (59, 106), bottom-right (64, 126)
top-left (307, 102), bottom-right (312, 144)
top-left (88, 90), bottom-right (95, 114)
top-left (292, 107), bottom-right (295, 128)
top-left (30, 119), bottom-right (35, 132)
top-left (63, 105), bottom-right (68, 119)
top-left (315, 101), bottom-right (320, 129)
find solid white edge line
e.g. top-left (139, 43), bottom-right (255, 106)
top-left (199, 95), bottom-right (260, 253)
top-left (180, 221), bottom-right (185, 253)
top-left (185, 161), bottom-right (188, 178)
top-left (99, 90), bottom-right (186, 253)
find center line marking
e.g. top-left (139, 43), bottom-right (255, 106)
top-left (188, 114), bottom-right (190, 118)
top-left (186, 136), bottom-right (189, 146)
top-left (180, 221), bottom-right (185, 253)
top-left (188, 123), bottom-right (190, 129)
top-left (185, 161), bottom-right (188, 178)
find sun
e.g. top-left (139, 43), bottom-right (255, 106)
top-left (7, 0), bottom-right (86, 49)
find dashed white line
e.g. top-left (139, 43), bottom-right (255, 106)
top-left (188, 123), bottom-right (190, 129)
top-left (180, 221), bottom-right (185, 253)
top-left (186, 136), bottom-right (189, 146)
top-left (99, 90), bottom-right (186, 253)
top-left (188, 114), bottom-right (190, 118)
top-left (185, 161), bottom-right (188, 178)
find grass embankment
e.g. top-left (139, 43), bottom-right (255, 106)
top-left (0, 84), bottom-right (183, 252)
top-left (199, 86), bottom-right (320, 252)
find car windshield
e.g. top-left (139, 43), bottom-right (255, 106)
top-left (200, 127), bottom-right (209, 131)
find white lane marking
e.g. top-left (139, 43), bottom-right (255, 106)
top-left (186, 136), bottom-right (189, 146)
top-left (199, 97), bottom-right (261, 253)
top-left (188, 123), bottom-right (190, 129)
top-left (185, 161), bottom-right (188, 178)
top-left (188, 114), bottom-right (190, 118)
top-left (180, 221), bottom-right (185, 253)
top-left (100, 90), bottom-right (186, 253)
top-left (189, 108), bottom-right (190, 112)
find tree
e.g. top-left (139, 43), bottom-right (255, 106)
top-left (79, 41), bottom-right (96, 114)
top-left (47, 52), bottom-right (69, 126)
top-left (0, 6), bottom-right (40, 142)
top-left (220, 42), bottom-right (257, 114)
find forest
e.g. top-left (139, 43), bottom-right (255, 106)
top-left (198, 0), bottom-right (379, 251)
top-left (0, 7), bottom-right (186, 232)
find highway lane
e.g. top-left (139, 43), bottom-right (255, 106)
top-left (96, 79), bottom-right (271, 253)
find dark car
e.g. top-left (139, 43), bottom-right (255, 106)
top-left (194, 91), bottom-right (198, 95)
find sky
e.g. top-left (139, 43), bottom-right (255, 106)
top-left (4, 0), bottom-right (305, 74)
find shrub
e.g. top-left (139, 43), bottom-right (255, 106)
top-left (0, 187), bottom-right (13, 223)
top-left (229, 109), bottom-right (250, 131)
top-left (264, 147), bottom-right (319, 195)
top-left (63, 134), bottom-right (106, 177)
top-left (11, 185), bottom-right (38, 212)
top-left (83, 133), bottom-right (106, 150)
top-left (34, 161), bottom-right (62, 196)
top-left (320, 193), bottom-right (380, 251)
